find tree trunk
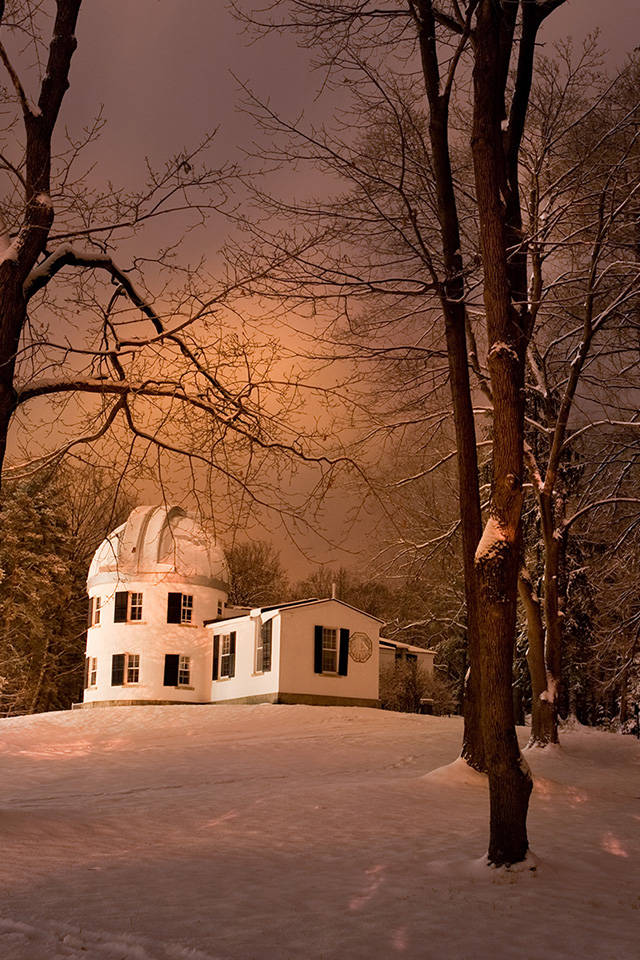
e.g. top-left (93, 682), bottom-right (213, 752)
top-left (518, 567), bottom-right (556, 746)
top-left (471, 0), bottom-right (533, 865)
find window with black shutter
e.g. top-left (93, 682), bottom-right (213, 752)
top-left (314, 625), bottom-right (349, 675)
top-left (163, 654), bottom-right (179, 686)
top-left (111, 653), bottom-right (125, 686)
top-left (219, 633), bottom-right (236, 678)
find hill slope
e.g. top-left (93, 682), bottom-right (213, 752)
top-left (1, 705), bottom-right (638, 959)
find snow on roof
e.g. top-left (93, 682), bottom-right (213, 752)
top-left (87, 505), bottom-right (228, 589)
top-left (379, 637), bottom-right (436, 655)
top-left (204, 597), bottom-right (385, 626)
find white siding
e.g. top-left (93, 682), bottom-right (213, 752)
top-left (84, 577), bottom-right (225, 704)
top-left (278, 601), bottom-right (380, 703)
top-left (209, 613), bottom-right (281, 702)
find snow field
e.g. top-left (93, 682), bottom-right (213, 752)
top-left (1, 705), bottom-right (638, 959)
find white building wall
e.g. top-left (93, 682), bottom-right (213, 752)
top-left (278, 601), bottom-right (380, 704)
top-left (209, 612), bottom-right (281, 703)
top-left (379, 644), bottom-right (435, 674)
top-left (84, 577), bottom-right (225, 704)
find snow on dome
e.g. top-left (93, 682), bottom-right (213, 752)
top-left (87, 505), bottom-right (228, 589)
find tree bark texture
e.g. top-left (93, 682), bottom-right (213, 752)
top-left (471, 0), bottom-right (533, 865)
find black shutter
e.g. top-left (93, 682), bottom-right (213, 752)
top-left (229, 632), bottom-right (236, 678)
top-left (87, 597), bottom-right (94, 628)
top-left (262, 620), bottom-right (272, 672)
top-left (114, 591), bottom-right (128, 623)
top-left (111, 653), bottom-right (125, 686)
top-left (314, 625), bottom-right (323, 674)
top-left (84, 656), bottom-right (90, 689)
top-left (163, 654), bottom-right (179, 686)
top-left (338, 628), bottom-right (350, 675)
top-left (212, 635), bottom-right (220, 680)
top-left (167, 592), bottom-right (182, 624)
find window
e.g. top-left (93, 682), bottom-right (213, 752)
top-left (256, 620), bottom-right (272, 673)
top-left (111, 652), bottom-right (140, 686)
top-left (87, 596), bottom-right (101, 627)
top-left (178, 655), bottom-right (191, 686)
top-left (212, 632), bottom-right (236, 680)
top-left (217, 600), bottom-right (223, 618)
top-left (314, 625), bottom-right (350, 676)
top-left (84, 656), bottom-right (97, 689)
top-left (129, 593), bottom-right (143, 621)
top-left (181, 594), bottom-right (193, 624)
top-left (220, 636), bottom-right (232, 678)
top-left (167, 592), bottom-right (194, 624)
top-left (322, 628), bottom-right (338, 673)
top-left (163, 653), bottom-right (192, 687)
top-left (114, 591), bottom-right (143, 623)
top-left (127, 653), bottom-right (140, 684)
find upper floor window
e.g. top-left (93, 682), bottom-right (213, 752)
top-left (167, 592), bottom-right (194, 624)
top-left (181, 595), bottom-right (193, 623)
top-left (114, 591), bottom-right (143, 623)
top-left (87, 596), bottom-right (101, 627)
top-left (256, 619), bottom-right (272, 673)
top-left (129, 593), bottom-right (143, 621)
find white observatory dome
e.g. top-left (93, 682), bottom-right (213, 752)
top-left (87, 505), bottom-right (228, 590)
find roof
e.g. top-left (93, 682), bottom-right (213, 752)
top-left (204, 596), bottom-right (385, 627)
top-left (379, 637), bottom-right (436, 655)
top-left (87, 505), bottom-right (228, 589)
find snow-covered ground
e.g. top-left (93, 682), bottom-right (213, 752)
top-left (1, 705), bottom-right (638, 960)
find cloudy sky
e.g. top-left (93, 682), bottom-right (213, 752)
top-left (8, 0), bottom-right (640, 572)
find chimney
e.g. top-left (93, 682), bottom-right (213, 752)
top-left (331, 580), bottom-right (337, 599)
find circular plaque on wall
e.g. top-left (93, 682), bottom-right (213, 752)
top-left (349, 631), bottom-right (373, 663)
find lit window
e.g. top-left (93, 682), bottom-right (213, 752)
top-left (127, 653), bottom-right (140, 684)
top-left (181, 594), bottom-right (193, 624)
top-left (129, 593), bottom-right (143, 621)
top-left (178, 655), bottom-right (191, 686)
top-left (322, 628), bottom-right (338, 673)
top-left (89, 657), bottom-right (97, 686)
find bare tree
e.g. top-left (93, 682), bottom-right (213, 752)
top-left (514, 47), bottom-right (640, 745)
top-left (233, 0), bottom-right (594, 865)
top-left (0, 1), bottom-right (349, 530)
